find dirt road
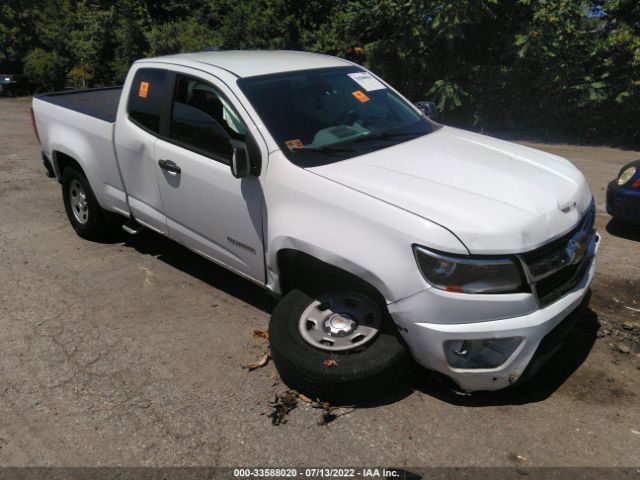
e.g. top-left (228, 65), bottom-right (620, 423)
top-left (0, 98), bottom-right (638, 467)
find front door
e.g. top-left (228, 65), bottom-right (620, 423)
top-left (154, 72), bottom-right (265, 283)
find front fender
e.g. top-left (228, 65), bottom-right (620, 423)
top-left (264, 151), bottom-right (468, 303)
top-left (268, 235), bottom-right (393, 302)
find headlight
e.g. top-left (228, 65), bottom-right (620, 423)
top-left (414, 246), bottom-right (524, 294)
top-left (618, 166), bottom-right (636, 186)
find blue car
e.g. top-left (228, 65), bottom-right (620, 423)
top-left (607, 160), bottom-right (640, 225)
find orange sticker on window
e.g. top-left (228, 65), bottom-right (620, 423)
top-left (285, 139), bottom-right (304, 150)
top-left (138, 81), bottom-right (149, 98)
top-left (352, 90), bottom-right (370, 103)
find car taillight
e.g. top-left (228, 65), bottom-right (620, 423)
top-left (30, 107), bottom-right (41, 144)
top-left (632, 178), bottom-right (640, 189)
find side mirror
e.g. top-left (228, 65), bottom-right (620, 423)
top-left (415, 101), bottom-right (438, 120)
top-left (230, 140), bottom-right (251, 179)
top-left (229, 129), bottom-right (262, 178)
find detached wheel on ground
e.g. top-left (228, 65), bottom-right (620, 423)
top-left (269, 289), bottom-right (412, 405)
top-left (62, 167), bottom-right (115, 239)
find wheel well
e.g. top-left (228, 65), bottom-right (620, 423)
top-left (276, 249), bottom-right (386, 305)
top-left (53, 151), bottom-right (83, 180)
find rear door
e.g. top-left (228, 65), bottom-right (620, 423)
top-left (153, 71), bottom-right (266, 283)
top-left (114, 67), bottom-right (170, 233)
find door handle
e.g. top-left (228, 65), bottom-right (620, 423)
top-left (158, 159), bottom-right (181, 174)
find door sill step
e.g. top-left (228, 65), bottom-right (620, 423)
top-left (122, 219), bottom-right (143, 235)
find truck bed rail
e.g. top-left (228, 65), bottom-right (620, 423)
top-left (36, 86), bottom-right (123, 123)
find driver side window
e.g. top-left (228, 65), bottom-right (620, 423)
top-left (170, 74), bottom-right (246, 163)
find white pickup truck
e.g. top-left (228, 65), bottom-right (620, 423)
top-left (32, 50), bottom-right (598, 403)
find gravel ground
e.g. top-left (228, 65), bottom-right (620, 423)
top-left (0, 98), bottom-right (639, 467)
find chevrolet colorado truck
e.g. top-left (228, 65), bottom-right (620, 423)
top-left (31, 51), bottom-right (599, 403)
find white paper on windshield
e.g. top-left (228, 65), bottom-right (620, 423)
top-left (347, 72), bottom-right (386, 91)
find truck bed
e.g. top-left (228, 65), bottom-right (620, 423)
top-left (33, 86), bottom-right (129, 216)
top-left (37, 87), bottom-right (122, 123)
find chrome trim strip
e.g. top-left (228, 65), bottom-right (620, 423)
top-left (524, 230), bottom-right (595, 283)
top-left (517, 202), bottom-right (595, 285)
top-left (534, 233), bottom-right (597, 306)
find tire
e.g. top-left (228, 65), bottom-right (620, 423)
top-left (62, 167), bottom-right (113, 239)
top-left (269, 289), bottom-right (412, 405)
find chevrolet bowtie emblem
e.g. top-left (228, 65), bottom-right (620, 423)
top-left (566, 233), bottom-right (589, 265)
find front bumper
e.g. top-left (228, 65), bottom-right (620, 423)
top-left (607, 180), bottom-right (640, 225)
top-left (389, 234), bottom-right (599, 392)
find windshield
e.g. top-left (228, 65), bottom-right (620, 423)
top-left (237, 66), bottom-right (436, 166)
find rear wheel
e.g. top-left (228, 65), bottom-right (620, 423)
top-left (269, 289), bottom-right (412, 405)
top-left (62, 167), bottom-right (114, 239)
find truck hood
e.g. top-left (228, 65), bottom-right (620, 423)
top-left (309, 127), bottom-right (593, 254)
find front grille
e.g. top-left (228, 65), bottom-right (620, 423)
top-left (534, 255), bottom-right (590, 306)
top-left (521, 202), bottom-right (595, 267)
top-left (522, 226), bottom-right (579, 266)
top-left (520, 202), bottom-right (596, 307)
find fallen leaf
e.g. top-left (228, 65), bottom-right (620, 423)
top-left (264, 390), bottom-right (298, 425)
top-left (318, 410), bottom-right (337, 426)
top-left (313, 400), bottom-right (356, 426)
top-left (252, 329), bottom-right (269, 340)
top-left (298, 393), bottom-right (313, 404)
top-left (323, 359), bottom-right (338, 368)
top-left (245, 350), bottom-right (271, 371)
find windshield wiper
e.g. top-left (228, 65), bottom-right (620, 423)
top-left (289, 130), bottom-right (425, 157)
top-left (353, 130), bottom-right (425, 143)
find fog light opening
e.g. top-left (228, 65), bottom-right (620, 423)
top-left (444, 337), bottom-right (522, 369)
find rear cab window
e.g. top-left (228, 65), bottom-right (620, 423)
top-left (127, 68), bottom-right (170, 134)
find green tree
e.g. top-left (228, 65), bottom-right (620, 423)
top-left (110, 1), bottom-right (151, 82)
top-left (1, 0), bottom-right (638, 144)
top-left (146, 17), bottom-right (222, 56)
top-left (23, 48), bottom-right (67, 90)
top-left (0, 0), bottom-right (38, 71)
top-left (590, 0), bottom-right (640, 143)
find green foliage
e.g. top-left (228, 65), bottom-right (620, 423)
top-left (0, 0), bottom-right (39, 69)
top-left (109, 2), bottom-right (151, 81)
top-left (146, 18), bottom-right (222, 57)
top-left (23, 48), bottom-right (66, 90)
top-left (1, 0), bottom-right (639, 144)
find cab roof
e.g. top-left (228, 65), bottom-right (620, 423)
top-left (145, 50), bottom-right (354, 78)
